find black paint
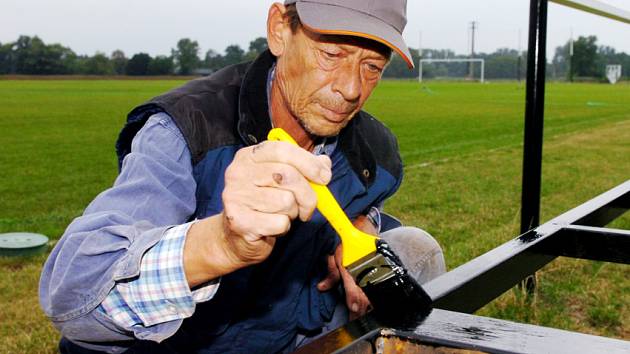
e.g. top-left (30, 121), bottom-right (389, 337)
top-left (350, 240), bottom-right (433, 328)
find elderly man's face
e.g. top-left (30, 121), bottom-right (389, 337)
top-left (274, 27), bottom-right (390, 137)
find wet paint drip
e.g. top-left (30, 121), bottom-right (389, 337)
top-left (353, 240), bottom-right (433, 329)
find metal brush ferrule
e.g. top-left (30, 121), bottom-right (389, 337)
top-left (347, 252), bottom-right (402, 288)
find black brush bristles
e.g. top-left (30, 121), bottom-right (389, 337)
top-left (347, 240), bottom-right (433, 328)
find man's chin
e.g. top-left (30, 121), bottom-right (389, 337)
top-left (299, 116), bottom-right (350, 138)
top-left (303, 122), bottom-right (346, 138)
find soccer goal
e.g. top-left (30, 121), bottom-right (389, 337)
top-left (418, 58), bottom-right (485, 83)
top-left (606, 65), bottom-right (622, 84)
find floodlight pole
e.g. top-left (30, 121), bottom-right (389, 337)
top-left (520, 0), bottom-right (549, 293)
top-left (569, 29), bottom-right (574, 82)
top-left (469, 21), bottom-right (478, 79)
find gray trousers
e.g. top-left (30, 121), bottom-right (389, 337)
top-left (295, 226), bottom-right (446, 348)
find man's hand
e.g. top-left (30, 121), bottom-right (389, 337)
top-left (184, 141), bottom-right (331, 287)
top-left (317, 215), bottom-right (378, 320)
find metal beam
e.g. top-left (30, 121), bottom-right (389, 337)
top-left (296, 181), bottom-right (630, 353)
top-left (549, 180), bottom-right (630, 226)
top-left (388, 309), bottom-right (630, 354)
top-left (520, 0), bottom-right (549, 235)
top-left (551, 0), bottom-right (630, 24)
top-left (519, 0), bottom-right (550, 294)
top-left (296, 309), bottom-right (630, 354)
top-left (539, 225), bottom-right (630, 264)
top-left (425, 180), bottom-right (629, 313)
top-left (425, 229), bottom-right (557, 313)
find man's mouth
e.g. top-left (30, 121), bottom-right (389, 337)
top-left (318, 103), bottom-right (355, 122)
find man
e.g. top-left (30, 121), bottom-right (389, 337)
top-left (40, 1), bottom-right (445, 353)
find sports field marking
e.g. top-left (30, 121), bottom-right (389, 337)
top-left (405, 118), bottom-right (630, 170)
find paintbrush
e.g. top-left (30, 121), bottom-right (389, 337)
top-left (267, 128), bottom-right (432, 327)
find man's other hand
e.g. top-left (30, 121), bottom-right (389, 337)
top-left (317, 215), bottom-right (377, 320)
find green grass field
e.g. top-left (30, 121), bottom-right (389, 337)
top-left (1, 79), bottom-right (628, 352)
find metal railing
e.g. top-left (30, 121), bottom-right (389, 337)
top-left (297, 181), bottom-right (630, 353)
top-left (521, 0), bottom-right (630, 244)
top-left (519, 0), bottom-right (629, 292)
top-left (551, 0), bottom-right (630, 24)
top-left (295, 1), bottom-right (630, 352)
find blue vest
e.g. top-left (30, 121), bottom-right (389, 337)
top-left (115, 51), bottom-right (403, 353)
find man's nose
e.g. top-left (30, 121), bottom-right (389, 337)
top-left (332, 63), bottom-right (361, 102)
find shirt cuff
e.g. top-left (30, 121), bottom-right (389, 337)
top-left (366, 206), bottom-right (382, 234)
top-left (99, 221), bottom-right (220, 328)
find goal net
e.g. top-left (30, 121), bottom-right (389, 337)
top-left (606, 65), bottom-right (622, 84)
top-left (419, 59), bottom-right (486, 83)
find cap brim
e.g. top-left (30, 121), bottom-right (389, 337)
top-left (296, 2), bottom-right (414, 69)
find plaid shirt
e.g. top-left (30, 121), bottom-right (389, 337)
top-left (98, 222), bottom-right (219, 328)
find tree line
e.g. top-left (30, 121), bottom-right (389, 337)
top-left (0, 34), bottom-right (627, 80)
top-left (0, 36), bottom-right (268, 76)
top-left (383, 35), bottom-right (629, 81)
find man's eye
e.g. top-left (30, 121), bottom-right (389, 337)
top-left (366, 64), bottom-right (383, 73)
top-left (322, 50), bottom-right (339, 59)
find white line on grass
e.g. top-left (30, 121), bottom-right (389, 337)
top-left (404, 118), bottom-right (630, 171)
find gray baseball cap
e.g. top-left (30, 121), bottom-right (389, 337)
top-left (284, 0), bottom-right (413, 68)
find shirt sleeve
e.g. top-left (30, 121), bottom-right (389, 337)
top-left (98, 221), bottom-right (220, 329)
top-left (39, 112), bottom-right (217, 346)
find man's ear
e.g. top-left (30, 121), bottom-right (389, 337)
top-left (267, 3), bottom-right (290, 57)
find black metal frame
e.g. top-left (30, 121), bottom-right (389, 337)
top-left (520, 0), bottom-right (549, 235)
top-left (518, 0), bottom-right (630, 294)
top-left (426, 180), bottom-right (629, 313)
top-left (297, 181), bottom-right (629, 354)
top-left (296, 309), bottom-right (630, 354)
top-left (521, 0), bottom-right (630, 233)
top-left (296, 0), bottom-right (630, 351)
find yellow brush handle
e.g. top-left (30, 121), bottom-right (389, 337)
top-left (267, 128), bottom-right (378, 267)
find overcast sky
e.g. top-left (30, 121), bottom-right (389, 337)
top-left (2, 0), bottom-right (629, 58)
